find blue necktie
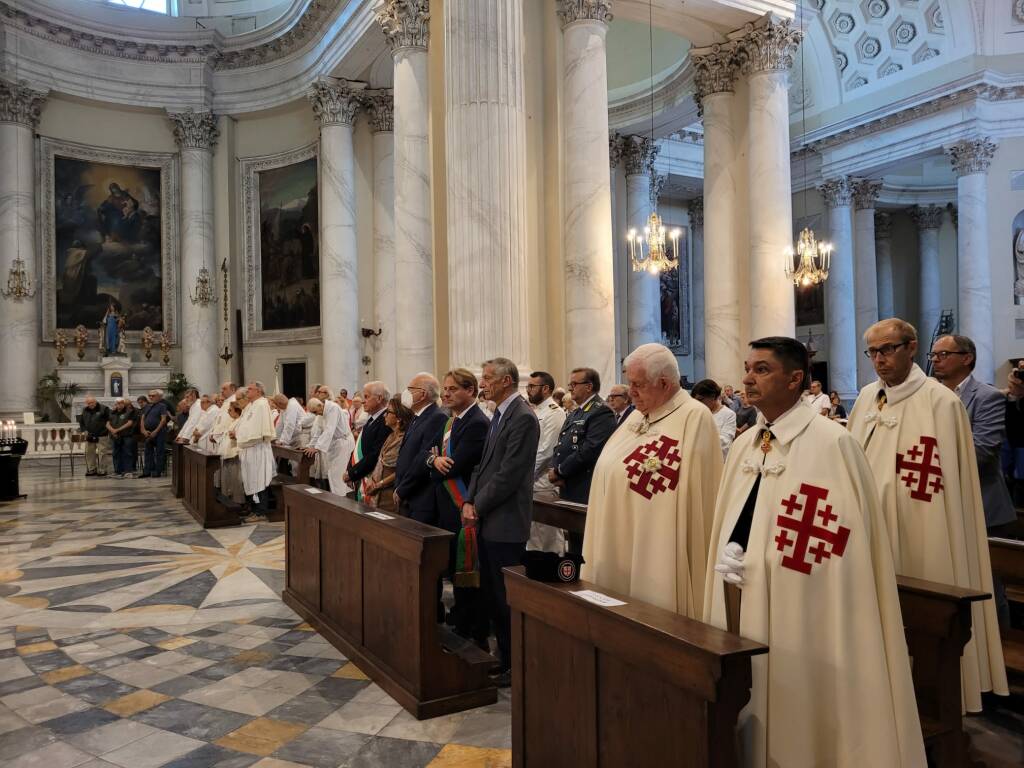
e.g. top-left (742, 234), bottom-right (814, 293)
top-left (486, 409), bottom-right (502, 447)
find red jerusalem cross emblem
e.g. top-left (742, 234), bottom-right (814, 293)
top-left (775, 483), bottom-right (851, 575)
top-left (622, 436), bottom-right (682, 500)
top-left (896, 436), bottom-right (944, 502)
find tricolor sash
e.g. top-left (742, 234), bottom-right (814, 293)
top-left (351, 428), bottom-right (370, 502)
top-left (441, 416), bottom-right (470, 507)
top-left (454, 525), bottom-right (480, 588)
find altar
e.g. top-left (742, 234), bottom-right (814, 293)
top-left (65, 356), bottom-right (170, 418)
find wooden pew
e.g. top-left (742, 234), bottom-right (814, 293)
top-left (171, 440), bottom-right (184, 498)
top-left (505, 566), bottom-right (766, 768)
top-left (281, 484), bottom-right (497, 719)
top-left (180, 446), bottom-right (240, 528)
top-left (268, 445), bottom-right (314, 522)
top-left (895, 575), bottom-right (989, 768)
top-left (989, 536), bottom-right (1024, 672)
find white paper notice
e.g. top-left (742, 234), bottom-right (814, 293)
top-left (304, 487), bottom-right (323, 494)
top-left (570, 590), bottom-right (627, 608)
top-left (363, 511), bottom-right (394, 521)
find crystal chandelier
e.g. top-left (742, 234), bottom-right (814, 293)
top-left (1, 256), bottom-right (35, 299)
top-left (189, 265), bottom-right (217, 306)
top-left (784, 227), bottom-right (831, 286)
top-left (628, 212), bottom-right (681, 274)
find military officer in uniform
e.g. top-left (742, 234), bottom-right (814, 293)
top-left (548, 367), bottom-right (616, 552)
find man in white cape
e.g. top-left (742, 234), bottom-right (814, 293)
top-left (232, 381), bottom-right (276, 521)
top-left (174, 388), bottom-right (201, 443)
top-left (582, 343), bottom-right (722, 618)
top-left (849, 318), bottom-right (1008, 711)
top-left (304, 385), bottom-right (354, 494)
top-left (190, 394), bottom-right (220, 449)
top-left (706, 336), bottom-right (925, 768)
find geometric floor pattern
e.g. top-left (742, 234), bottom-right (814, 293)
top-left (1, 467), bottom-right (512, 767)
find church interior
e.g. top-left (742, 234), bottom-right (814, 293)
top-left (2, 0), bottom-right (1024, 766)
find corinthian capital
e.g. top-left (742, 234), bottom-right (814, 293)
top-left (364, 89), bottom-right (394, 133)
top-left (621, 135), bottom-right (658, 177)
top-left (690, 45), bottom-right (738, 104)
top-left (733, 15), bottom-right (802, 75)
top-left (0, 79), bottom-right (47, 129)
top-left (910, 204), bottom-right (944, 231)
top-left (556, 0), bottom-right (613, 29)
top-left (609, 132), bottom-right (625, 169)
top-left (376, 0), bottom-right (430, 52)
top-left (818, 177), bottom-right (853, 208)
top-left (947, 137), bottom-right (997, 177)
top-left (168, 108), bottom-right (219, 150)
top-left (851, 179), bottom-right (882, 211)
top-left (309, 79), bottom-right (366, 127)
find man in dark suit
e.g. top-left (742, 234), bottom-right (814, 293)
top-left (463, 358), bottom-right (540, 686)
top-left (606, 383), bottom-right (635, 427)
top-left (344, 381), bottom-right (392, 499)
top-left (430, 368), bottom-right (490, 642)
top-left (394, 373), bottom-right (448, 524)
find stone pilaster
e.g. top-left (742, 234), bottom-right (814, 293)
top-left (365, 89), bottom-right (397, 385)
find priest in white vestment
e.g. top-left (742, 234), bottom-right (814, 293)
top-left (272, 393), bottom-right (306, 448)
top-left (174, 388), bottom-right (202, 443)
top-left (305, 386), bottom-right (355, 494)
top-left (849, 318), bottom-right (1008, 710)
top-left (216, 399), bottom-right (245, 504)
top-left (582, 343), bottom-right (722, 618)
top-left (232, 382), bottom-right (276, 520)
top-left (706, 336), bottom-right (925, 768)
top-left (191, 395), bottom-right (220, 448)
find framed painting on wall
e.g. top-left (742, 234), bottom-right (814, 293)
top-left (39, 138), bottom-right (179, 343)
top-left (241, 144), bottom-right (320, 344)
top-left (659, 224), bottom-right (691, 354)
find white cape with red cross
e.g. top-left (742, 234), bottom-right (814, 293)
top-left (850, 368), bottom-right (1008, 712)
top-left (705, 403), bottom-right (926, 768)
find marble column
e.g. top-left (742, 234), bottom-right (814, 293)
top-left (622, 135), bottom-right (661, 351)
top-left (874, 211), bottom-right (894, 321)
top-left (948, 138), bottom-right (997, 383)
top-left (365, 90), bottom-right (397, 389)
top-left (377, 0), bottom-right (434, 383)
top-left (169, 108), bottom-right (220, 395)
top-left (0, 80), bottom-right (45, 416)
top-left (691, 43), bottom-right (741, 385)
top-left (910, 204), bottom-right (944, 359)
top-left (309, 79), bottom-right (364, 393)
top-left (735, 16), bottom-right (802, 339)
top-left (445, 0), bottom-right (529, 371)
top-left (557, 0), bottom-right (616, 389)
top-left (689, 197), bottom-right (705, 380)
top-left (819, 177), bottom-right (857, 401)
top-left (610, 133), bottom-right (626, 366)
top-left (852, 179), bottom-right (881, 386)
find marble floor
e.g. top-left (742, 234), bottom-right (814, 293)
top-left (0, 467), bottom-right (512, 768)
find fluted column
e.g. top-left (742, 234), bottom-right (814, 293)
top-left (622, 135), bottom-right (661, 350)
top-left (309, 79), bottom-right (364, 393)
top-left (558, 0), bottom-right (616, 388)
top-left (445, 0), bottom-right (529, 370)
top-left (377, 0), bottom-right (434, 382)
top-left (910, 204), bottom-right (944, 358)
top-left (0, 80), bottom-right (45, 416)
top-left (853, 179), bottom-right (881, 386)
top-left (874, 211), bottom-right (894, 320)
top-left (366, 90), bottom-right (396, 388)
top-left (735, 16), bottom-right (802, 339)
top-left (819, 178), bottom-right (857, 401)
top-left (948, 138), bottom-right (997, 382)
top-left (691, 44), bottom-right (740, 384)
top-left (169, 108), bottom-right (220, 394)
top-left (689, 197), bottom-right (705, 379)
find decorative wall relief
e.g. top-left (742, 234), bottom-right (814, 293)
top-left (241, 144), bottom-right (321, 344)
top-left (40, 138), bottom-right (179, 344)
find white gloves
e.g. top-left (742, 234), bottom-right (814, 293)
top-left (715, 542), bottom-right (745, 587)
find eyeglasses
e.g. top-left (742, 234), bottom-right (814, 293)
top-left (928, 350), bottom-right (968, 361)
top-left (568, 380), bottom-right (590, 389)
top-left (863, 342), bottom-right (909, 359)
top-left (525, 383), bottom-right (543, 390)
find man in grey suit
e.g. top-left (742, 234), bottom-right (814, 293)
top-left (931, 334), bottom-right (1016, 623)
top-left (462, 357), bottom-right (540, 686)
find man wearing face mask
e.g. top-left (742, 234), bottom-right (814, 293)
top-left (393, 373), bottom-right (448, 524)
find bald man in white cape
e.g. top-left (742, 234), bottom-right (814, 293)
top-left (849, 318), bottom-right (1007, 711)
top-left (233, 382), bottom-right (276, 517)
top-left (582, 343), bottom-right (722, 618)
top-left (706, 337), bottom-right (925, 768)
top-left (305, 395), bottom-right (354, 494)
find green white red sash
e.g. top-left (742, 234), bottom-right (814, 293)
top-left (441, 416), bottom-right (469, 508)
top-left (351, 428), bottom-right (370, 501)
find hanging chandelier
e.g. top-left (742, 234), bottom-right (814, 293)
top-left (784, 227), bottom-right (831, 286)
top-left (189, 265), bottom-right (217, 306)
top-left (1, 256), bottom-right (35, 300)
top-left (628, 212), bottom-right (681, 274)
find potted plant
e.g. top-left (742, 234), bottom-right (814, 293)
top-left (36, 370), bottom-right (81, 422)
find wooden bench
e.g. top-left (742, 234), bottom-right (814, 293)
top-left (180, 446), bottom-right (240, 528)
top-left (989, 536), bottom-right (1024, 673)
top-left (505, 566), bottom-right (767, 768)
top-left (281, 485), bottom-right (497, 719)
top-left (531, 496), bottom-right (587, 553)
top-left (268, 445), bottom-right (314, 522)
top-left (171, 440), bottom-right (184, 498)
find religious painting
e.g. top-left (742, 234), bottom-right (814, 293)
top-left (242, 145), bottom-right (321, 344)
top-left (659, 225), bottom-right (691, 354)
top-left (40, 139), bottom-right (179, 343)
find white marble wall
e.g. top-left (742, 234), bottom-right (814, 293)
top-left (445, 0), bottom-right (529, 371)
top-left (0, 122), bottom-right (39, 415)
top-left (625, 164), bottom-right (661, 351)
top-left (689, 198), bottom-right (705, 380)
top-left (561, 14), bottom-right (616, 390)
top-left (853, 181), bottom-right (880, 387)
top-left (820, 179), bottom-right (857, 401)
top-left (875, 212), bottom-right (894, 320)
top-left (372, 125), bottom-right (396, 389)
